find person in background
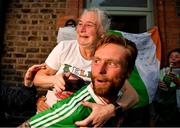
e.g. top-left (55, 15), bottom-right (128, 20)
top-left (20, 34), bottom-right (138, 127)
top-left (33, 7), bottom-right (139, 127)
top-left (57, 18), bottom-right (77, 43)
top-left (152, 48), bottom-right (180, 126)
top-left (0, 64), bottom-right (46, 127)
top-left (64, 19), bottom-right (76, 27)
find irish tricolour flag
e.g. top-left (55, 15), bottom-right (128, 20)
top-left (108, 27), bottom-right (161, 108)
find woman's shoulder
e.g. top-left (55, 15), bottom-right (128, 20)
top-left (57, 40), bottom-right (77, 48)
top-left (53, 40), bottom-right (78, 52)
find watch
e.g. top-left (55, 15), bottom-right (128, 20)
top-left (112, 102), bottom-right (123, 115)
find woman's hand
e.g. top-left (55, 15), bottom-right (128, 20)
top-left (75, 101), bottom-right (115, 127)
top-left (24, 64), bottom-right (46, 87)
top-left (53, 72), bottom-right (85, 93)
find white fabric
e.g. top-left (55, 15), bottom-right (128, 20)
top-left (121, 31), bottom-right (160, 103)
top-left (57, 27), bottom-right (77, 43)
top-left (45, 40), bottom-right (91, 106)
top-left (176, 89), bottom-right (180, 111)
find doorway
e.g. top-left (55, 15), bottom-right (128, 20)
top-left (110, 15), bottom-right (146, 33)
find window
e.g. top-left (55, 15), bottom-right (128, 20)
top-left (86, 0), bottom-right (154, 33)
top-left (86, 0), bottom-right (149, 8)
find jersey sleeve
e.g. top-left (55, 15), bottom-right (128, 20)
top-left (45, 42), bottom-right (65, 70)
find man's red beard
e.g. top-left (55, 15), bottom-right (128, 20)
top-left (91, 75), bottom-right (126, 100)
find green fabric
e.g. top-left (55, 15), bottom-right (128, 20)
top-left (128, 66), bottom-right (149, 108)
top-left (29, 85), bottom-right (118, 127)
top-left (106, 30), bottom-right (149, 108)
top-left (107, 29), bottom-right (123, 37)
top-left (29, 86), bottom-right (93, 127)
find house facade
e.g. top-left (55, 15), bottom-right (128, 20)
top-left (0, 0), bottom-right (179, 86)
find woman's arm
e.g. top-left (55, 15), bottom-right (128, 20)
top-left (117, 80), bottom-right (139, 110)
top-left (33, 65), bottom-right (69, 92)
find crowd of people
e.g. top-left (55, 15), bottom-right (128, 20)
top-left (0, 7), bottom-right (180, 127)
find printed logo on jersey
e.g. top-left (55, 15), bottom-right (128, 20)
top-left (62, 64), bottom-right (91, 80)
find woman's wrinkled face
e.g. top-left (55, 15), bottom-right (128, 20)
top-left (76, 11), bottom-right (100, 48)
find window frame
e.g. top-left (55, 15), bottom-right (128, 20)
top-left (85, 0), bottom-right (154, 30)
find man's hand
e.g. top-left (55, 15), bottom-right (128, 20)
top-left (75, 101), bottom-right (115, 127)
top-left (24, 64), bottom-right (46, 87)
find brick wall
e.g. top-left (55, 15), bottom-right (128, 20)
top-left (154, 0), bottom-right (180, 67)
top-left (1, 0), bottom-right (180, 87)
top-left (0, 0), bottom-right (82, 87)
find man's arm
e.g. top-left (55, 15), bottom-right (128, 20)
top-left (75, 80), bottom-right (139, 127)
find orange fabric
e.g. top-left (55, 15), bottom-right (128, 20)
top-left (149, 26), bottom-right (162, 62)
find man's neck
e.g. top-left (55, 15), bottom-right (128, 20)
top-left (101, 96), bottom-right (118, 104)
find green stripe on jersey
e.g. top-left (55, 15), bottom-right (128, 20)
top-left (30, 85), bottom-right (95, 127)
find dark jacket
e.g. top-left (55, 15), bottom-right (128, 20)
top-left (0, 84), bottom-right (37, 126)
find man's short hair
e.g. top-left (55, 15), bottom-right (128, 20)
top-left (95, 34), bottom-right (138, 76)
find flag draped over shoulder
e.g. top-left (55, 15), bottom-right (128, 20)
top-left (108, 27), bottom-right (161, 108)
